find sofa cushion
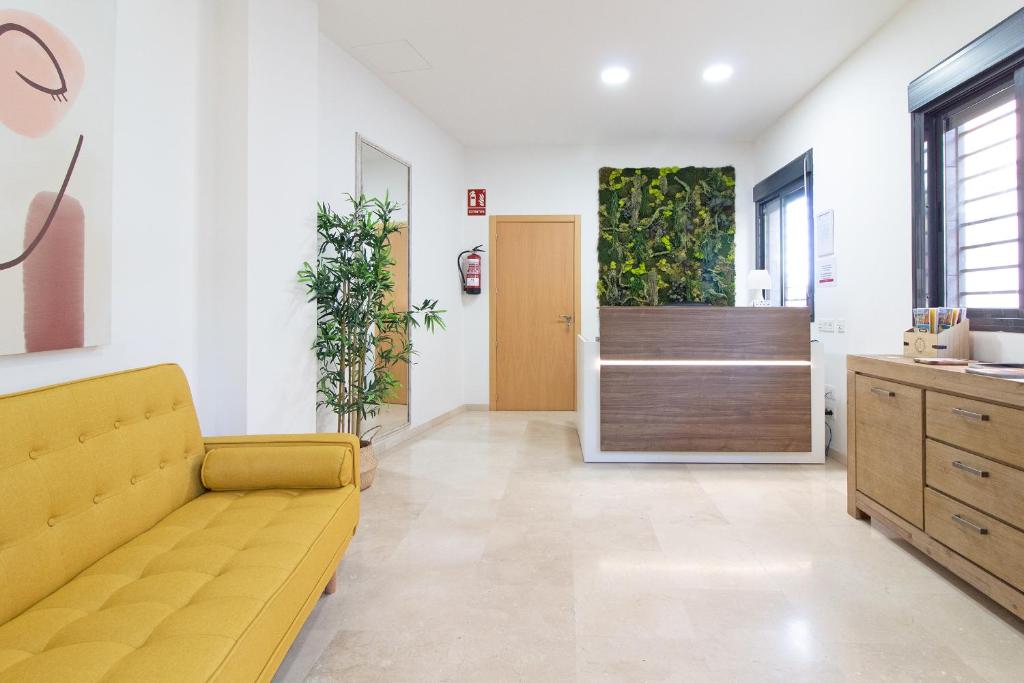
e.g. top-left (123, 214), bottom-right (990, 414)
top-left (0, 485), bottom-right (358, 683)
top-left (0, 365), bottom-right (206, 625)
top-left (202, 445), bottom-right (354, 491)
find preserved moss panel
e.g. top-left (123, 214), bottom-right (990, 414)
top-left (598, 166), bottom-right (736, 306)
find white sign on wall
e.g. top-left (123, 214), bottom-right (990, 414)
top-left (817, 257), bottom-right (837, 287)
top-left (815, 209), bottom-right (836, 287)
top-left (815, 209), bottom-right (835, 257)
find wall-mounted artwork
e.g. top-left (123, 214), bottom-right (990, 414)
top-left (598, 166), bottom-right (736, 307)
top-left (0, 1), bottom-right (114, 355)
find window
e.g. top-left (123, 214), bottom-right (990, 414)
top-left (911, 9), bottom-right (1024, 332)
top-left (944, 88), bottom-right (1018, 309)
top-left (754, 151), bottom-right (814, 311)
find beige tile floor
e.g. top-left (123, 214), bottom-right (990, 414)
top-left (274, 411), bottom-right (1024, 682)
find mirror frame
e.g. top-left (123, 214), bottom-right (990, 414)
top-left (355, 133), bottom-right (412, 437)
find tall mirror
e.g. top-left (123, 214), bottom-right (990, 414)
top-left (357, 135), bottom-right (411, 437)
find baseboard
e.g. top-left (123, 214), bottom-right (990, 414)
top-left (372, 404), bottom-right (469, 455)
top-left (465, 403), bottom-right (489, 411)
top-left (827, 447), bottom-right (848, 465)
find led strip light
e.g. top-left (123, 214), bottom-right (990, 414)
top-left (599, 359), bottom-right (811, 367)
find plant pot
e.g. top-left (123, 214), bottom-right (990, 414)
top-left (359, 440), bottom-right (377, 491)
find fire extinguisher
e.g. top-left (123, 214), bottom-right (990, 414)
top-left (458, 245), bottom-right (485, 295)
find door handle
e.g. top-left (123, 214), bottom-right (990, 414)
top-left (870, 387), bottom-right (895, 398)
top-left (559, 314), bottom-right (574, 327)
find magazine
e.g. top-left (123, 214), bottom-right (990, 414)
top-left (965, 363), bottom-right (1024, 380)
top-left (912, 307), bottom-right (965, 333)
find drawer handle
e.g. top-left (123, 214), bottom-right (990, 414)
top-left (870, 387), bottom-right (895, 398)
top-left (952, 407), bottom-right (990, 422)
top-left (952, 460), bottom-right (990, 478)
top-left (952, 514), bottom-right (989, 535)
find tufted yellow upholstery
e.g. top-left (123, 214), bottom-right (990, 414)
top-left (0, 365), bottom-right (360, 682)
top-left (0, 364), bottom-right (207, 625)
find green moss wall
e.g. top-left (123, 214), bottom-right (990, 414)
top-left (598, 166), bottom-right (736, 306)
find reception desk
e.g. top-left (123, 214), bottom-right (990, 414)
top-left (576, 306), bottom-right (824, 464)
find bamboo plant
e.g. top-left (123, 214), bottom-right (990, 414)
top-left (298, 194), bottom-right (444, 438)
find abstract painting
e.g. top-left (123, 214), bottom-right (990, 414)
top-left (0, 1), bottom-right (113, 355)
top-left (598, 166), bottom-right (736, 307)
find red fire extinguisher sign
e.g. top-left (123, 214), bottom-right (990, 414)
top-left (467, 189), bottom-right (486, 216)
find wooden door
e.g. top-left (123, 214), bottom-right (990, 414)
top-left (382, 223), bottom-right (408, 405)
top-left (490, 215), bottom-right (580, 410)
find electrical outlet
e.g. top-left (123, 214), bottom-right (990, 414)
top-left (818, 319), bottom-right (835, 333)
top-left (835, 319), bottom-right (847, 334)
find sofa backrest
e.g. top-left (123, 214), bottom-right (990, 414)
top-left (0, 364), bottom-right (205, 625)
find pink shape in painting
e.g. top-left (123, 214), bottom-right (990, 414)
top-left (23, 192), bottom-right (84, 352)
top-left (0, 9), bottom-right (83, 137)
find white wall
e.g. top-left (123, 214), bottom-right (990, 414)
top-left (318, 36), bottom-right (467, 432)
top-left (197, 0), bottom-right (248, 436)
top-left (245, 0), bottom-right (319, 434)
top-left (462, 142), bottom-right (755, 406)
top-left (2, 1), bottom-right (322, 439)
top-left (754, 0), bottom-right (1024, 456)
top-left (1, 6), bottom-right (466, 440)
top-left (195, 0), bottom-right (320, 436)
top-left (0, 1), bottom-right (205, 402)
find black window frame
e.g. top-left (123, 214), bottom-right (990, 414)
top-left (910, 8), bottom-right (1024, 333)
top-left (754, 150), bottom-right (815, 318)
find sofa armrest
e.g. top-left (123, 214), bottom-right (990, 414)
top-left (202, 433), bottom-right (360, 490)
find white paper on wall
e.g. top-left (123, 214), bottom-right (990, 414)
top-left (815, 209), bottom-right (835, 257)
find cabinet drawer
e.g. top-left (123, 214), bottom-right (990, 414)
top-left (925, 488), bottom-right (1024, 591)
top-left (926, 440), bottom-right (1024, 530)
top-left (926, 392), bottom-right (1024, 469)
top-left (855, 376), bottom-right (924, 528)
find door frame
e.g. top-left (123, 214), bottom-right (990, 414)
top-left (488, 214), bottom-right (582, 410)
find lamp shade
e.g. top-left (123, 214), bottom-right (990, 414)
top-left (747, 269), bottom-right (772, 291)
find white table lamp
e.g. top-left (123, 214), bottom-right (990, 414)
top-left (748, 269), bottom-right (772, 307)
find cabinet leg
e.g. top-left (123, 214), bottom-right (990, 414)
top-left (849, 506), bottom-right (869, 521)
top-left (324, 573), bottom-right (337, 595)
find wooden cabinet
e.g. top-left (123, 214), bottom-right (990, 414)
top-left (926, 391), bottom-right (1024, 470)
top-left (848, 355), bottom-right (1024, 620)
top-left (853, 375), bottom-right (923, 528)
top-left (925, 488), bottom-right (1024, 592)
top-left (926, 440), bottom-right (1024, 531)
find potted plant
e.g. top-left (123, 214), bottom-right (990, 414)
top-left (299, 194), bottom-right (444, 490)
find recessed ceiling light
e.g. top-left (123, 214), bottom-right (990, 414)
top-left (601, 66), bottom-right (630, 86)
top-left (702, 63), bottom-right (734, 83)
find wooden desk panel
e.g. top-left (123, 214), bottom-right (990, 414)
top-left (599, 306), bottom-right (810, 361)
top-left (600, 365), bottom-right (812, 452)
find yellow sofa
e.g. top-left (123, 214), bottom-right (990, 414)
top-left (0, 364), bottom-right (360, 682)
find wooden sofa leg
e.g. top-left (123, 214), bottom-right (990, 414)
top-left (324, 573), bottom-right (337, 595)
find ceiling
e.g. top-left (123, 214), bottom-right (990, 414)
top-left (319, 0), bottom-right (908, 147)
